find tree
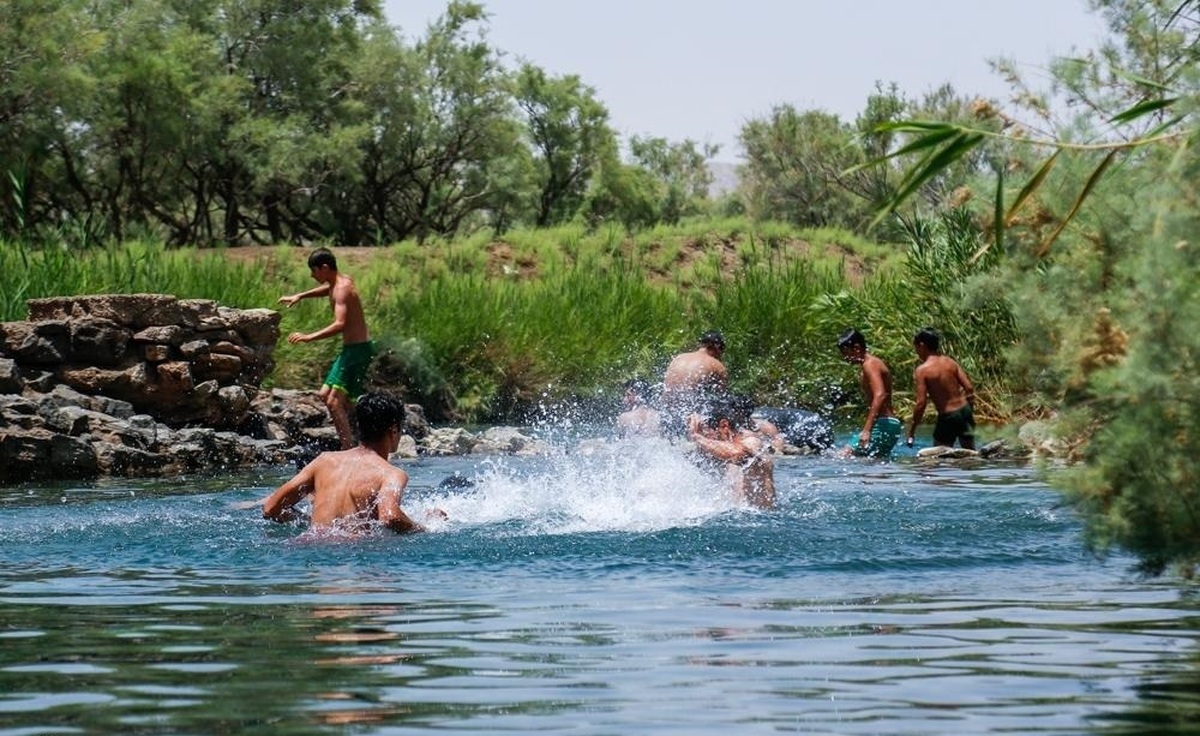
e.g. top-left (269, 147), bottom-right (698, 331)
top-left (201, 0), bottom-right (380, 244)
top-left (0, 0), bottom-right (97, 239)
top-left (354, 1), bottom-right (519, 243)
top-left (737, 105), bottom-right (866, 229)
top-left (861, 0), bottom-right (1200, 574)
top-left (515, 63), bottom-right (616, 227)
top-left (627, 135), bottom-right (717, 225)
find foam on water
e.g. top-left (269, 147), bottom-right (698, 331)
top-left (422, 436), bottom-right (743, 536)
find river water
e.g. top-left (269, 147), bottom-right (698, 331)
top-left (1, 430), bottom-right (1198, 735)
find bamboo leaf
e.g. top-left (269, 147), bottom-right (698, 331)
top-left (1005, 150), bottom-right (1060, 222)
top-left (985, 166), bottom-right (1004, 265)
top-left (870, 132), bottom-right (985, 228)
top-left (1111, 69), bottom-right (1176, 93)
top-left (1036, 150), bottom-right (1118, 258)
top-left (873, 120), bottom-right (961, 134)
top-left (1109, 97), bottom-right (1178, 125)
top-left (888, 126), bottom-right (965, 158)
top-left (844, 125), bottom-right (963, 175)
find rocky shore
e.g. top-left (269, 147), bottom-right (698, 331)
top-left (0, 294), bottom-right (548, 484)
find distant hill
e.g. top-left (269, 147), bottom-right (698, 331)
top-left (707, 161), bottom-right (740, 197)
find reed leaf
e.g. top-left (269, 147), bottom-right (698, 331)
top-left (1036, 150), bottom-right (1119, 258)
top-left (1109, 97), bottom-right (1179, 125)
top-left (872, 131), bottom-right (985, 227)
top-left (1006, 150), bottom-right (1060, 223)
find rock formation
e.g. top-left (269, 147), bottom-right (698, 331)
top-left (0, 294), bottom-right (547, 484)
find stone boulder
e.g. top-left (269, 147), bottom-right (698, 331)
top-left (0, 293), bottom-right (552, 484)
top-left (4, 294), bottom-right (279, 428)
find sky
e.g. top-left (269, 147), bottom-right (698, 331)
top-left (381, 0), bottom-right (1109, 161)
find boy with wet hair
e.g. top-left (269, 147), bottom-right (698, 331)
top-left (906, 326), bottom-right (976, 450)
top-left (262, 392), bottom-right (434, 535)
top-left (687, 395), bottom-right (776, 508)
top-left (837, 328), bottom-right (901, 458)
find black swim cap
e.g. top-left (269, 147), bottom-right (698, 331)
top-left (699, 330), bottom-right (726, 349)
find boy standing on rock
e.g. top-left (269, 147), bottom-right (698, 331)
top-left (279, 247), bottom-right (374, 449)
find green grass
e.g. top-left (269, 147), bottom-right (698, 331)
top-left (0, 219), bottom-right (1008, 423)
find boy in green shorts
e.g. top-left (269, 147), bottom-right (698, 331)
top-left (279, 248), bottom-right (375, 449)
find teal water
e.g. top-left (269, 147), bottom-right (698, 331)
top-left (1, 432), bottom-right (1198, 735)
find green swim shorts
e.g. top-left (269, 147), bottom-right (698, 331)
top-left (323, 340), bottom-right (376, 401)
top-left (851, 416), bottom-right (902, 458)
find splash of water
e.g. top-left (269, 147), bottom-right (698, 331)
top-left (424, 436), bottom-right (741, 536)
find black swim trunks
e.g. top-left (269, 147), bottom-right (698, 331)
top-left (933, 404), bottom-right (975, 447)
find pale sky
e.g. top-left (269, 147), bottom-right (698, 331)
top-left (381, 1), bottom-right (1108, 160)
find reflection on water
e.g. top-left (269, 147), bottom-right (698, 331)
top-left (1, 432), bottom-right (1199, 734)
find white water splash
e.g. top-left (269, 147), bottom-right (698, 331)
top-left (422, 436), bottom-right (741, 536)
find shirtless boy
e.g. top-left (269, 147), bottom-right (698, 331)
top-left (906, 327), bottom-right (976, 449)
top-left (279, 247), bottom-right (374, 449)
top-left (616, 377), bottom-right (663, 438)
top-left (661, 330), bottom-right (729, 436)
top-left (687, 398), bottom-right (776, 509)
top-left (837, 328), bottom-right (902, 458)
top-left (262, 392), bottom-right (429, 535)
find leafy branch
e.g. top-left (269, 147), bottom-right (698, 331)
top-left (851, 95), bottom-right (1189, 256)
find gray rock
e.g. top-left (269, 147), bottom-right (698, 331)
top-left (0, 357), bottom-right (23, 394)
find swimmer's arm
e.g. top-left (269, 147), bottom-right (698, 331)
top-left (908, 368), bottom-right (929, 446)
top-left (690, 434), bottom-right (753, 463)
top-left (376, 476), bottom-right (426, 534)
top-left (262, 472), bottom-right (313, 523)
top-left (860, 361), bottom-right (888, 445)
top-left (278, 283), bottom-right (331, 307)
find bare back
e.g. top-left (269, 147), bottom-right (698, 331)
top-left (914, 355), bottom-right (972, 414)
top-left (663, 349), bottom-right (727, 393)
top-left (264, 446), bottom-right (409, 532)
top-left (331, 274), bottom-right (370, 345)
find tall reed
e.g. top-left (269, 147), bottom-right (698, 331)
top-left (2, 218), bottom-right (1004, 424)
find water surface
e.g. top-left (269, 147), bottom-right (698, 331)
top-left (2, 434), bottom-right (1198, 735)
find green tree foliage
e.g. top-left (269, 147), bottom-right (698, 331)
top-left (738, 105), bottom-right (867, 229)
top-left (626, 136), bottom-right (718, 225)
top-left (0, 0), bottom-right (703, 245)
top-left (366, 1), bottom-right (518, 242)
top-left (1065, 131), bottom-right (1200, 576)
top-left (0, 0), bottom-right (101, 240)
top-left (515, 63), bottom-right (617, 228)
top-left (860, 0), bottom-right (1200, 574)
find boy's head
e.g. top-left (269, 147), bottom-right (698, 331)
top-left (914, 326), bottom-right (941, 353)
top-left (307, 247), bottom-right (337, 272)
top-left (837, 328), bottom-right (867, 362)
top-left (355, 392), bottom-right (405, 443)
top-left (704, 395), bottom-right (751, 432)
top-left (698, 330), bottom-right (726, 354)
top-left (623, 377), bottom-right (652, 405)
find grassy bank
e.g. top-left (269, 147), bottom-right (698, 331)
top-left (0, 216), bottom-right (1011, 424)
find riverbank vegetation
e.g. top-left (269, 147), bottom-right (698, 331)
top-left (0, 217), bottom-right (1014, 427)
top-left (2, 0), bottom-right (1198, 574)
